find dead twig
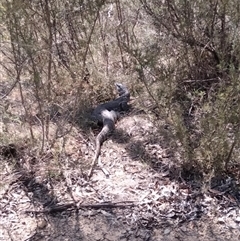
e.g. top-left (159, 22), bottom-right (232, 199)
top-left (0, 78), bottom-right (19, 99)
top-left (182, 78), bottom-right (220, 84)
top-left (25, 201), bottom-right (135, 214)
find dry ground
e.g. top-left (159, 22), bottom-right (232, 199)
top-left (1, 100), bottom-right (240, 240)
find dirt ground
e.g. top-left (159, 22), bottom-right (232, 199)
top-left (1, 110), bottom-right (240, 241)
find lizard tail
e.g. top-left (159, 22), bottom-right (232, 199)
top-left (88, 110), bottom-right (118, 178)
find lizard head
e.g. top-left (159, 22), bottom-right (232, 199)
top-left (115, 83), bottom-right (129, 97)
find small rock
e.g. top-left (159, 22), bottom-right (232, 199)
top-left (235, 216), bottom-right (240, 223)
top-left (227, 219), bottom-right (238, 229)
top-left (217, 217), bottom-right (225, 224)
top-left (38, 219), bottom-right (47, 229)
top-left (164, 228), bottom-right (171, 235)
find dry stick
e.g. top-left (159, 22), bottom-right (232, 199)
top-left (44, 0), bottom-right (54, 142)
top-left (99, 16), bottom-right (109, 76)
top-left (224, 121), bottom-right (240, 171)
top-left (18, 81), bottom-right (35, 142)
top-left (0, 78), bottom-right (19, 100)
top-left (182, 78), bottom-right (219, 83)
top-left (115, 0), bottom-right (126, 69)
top-left (25, 201), bottom-right (135, 214)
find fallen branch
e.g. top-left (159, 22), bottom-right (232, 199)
top-left (1, 78), bottom-right (19, 99)
top-left (25, 201), bottom-right (135, 214)
top-left (182, 78), bottom-right (219, 84)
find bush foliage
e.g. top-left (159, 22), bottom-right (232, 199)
top-left (1, 0), bottom-right (240, 179)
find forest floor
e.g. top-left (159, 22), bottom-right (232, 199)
top-left (1, 93), bottom-right (240, 241)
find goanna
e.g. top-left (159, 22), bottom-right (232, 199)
top-left (88, 83), bottom-right (130, 178)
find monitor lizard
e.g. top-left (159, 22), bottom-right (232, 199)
top-left (88, 83), bottom-right (130, 178)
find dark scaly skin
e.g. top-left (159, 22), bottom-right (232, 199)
top-left (92, 83), bottom-right (130, 124)
top-left (88, 83), bottom-right (130, 178)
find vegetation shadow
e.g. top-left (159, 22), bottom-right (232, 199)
top-left (0, 143), bottom-right (83, 240)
